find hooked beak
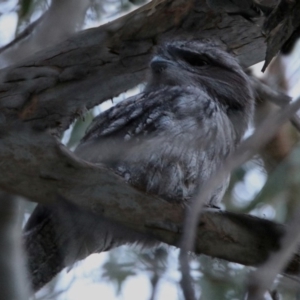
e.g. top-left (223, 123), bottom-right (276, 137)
top-left (150, 56), bottom-right (172, 74)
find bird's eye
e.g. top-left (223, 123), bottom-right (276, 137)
top-left (182, 52), bottom-right (210, 67)
top-left (167, 46), bottom-right (210, 67)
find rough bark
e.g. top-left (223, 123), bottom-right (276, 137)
top-left (24, 198), bottom-right (300, 291)
top-left (255, 57), bottom-right (296, 173)
top-left (0, 0), bottom-right (266, 133)
top-left (263, 0), bottom-right (300, 70)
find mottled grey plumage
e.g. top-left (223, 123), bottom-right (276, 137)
top-left (206, 0), bottom-right (272, 19)
top-left (24, 40), bottom-right (254, 291)
top-left (76, 41), bottom-right (253, 206)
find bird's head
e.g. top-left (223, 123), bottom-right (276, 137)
top-left (146, 40), bottom-right (254, 137)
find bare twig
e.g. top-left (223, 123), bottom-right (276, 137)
top-left (0, 192), bottom-right (29, 300)
top-left (270, 290), bottom-right (281, 300)
top-left (179, 95), bottom-right (300, 296)
top-left (0, 16), bottom-right (44, 54)
top-left (250, 74), bottom-right (300, 133)
top-left (179, 249), bottom-right (196, 300)
top-left (247, 204), bottom-right (300, 300)
top-left (245, 101), bottom-right (300, 298)
top-left (0, 0), bottom-right (90, 68)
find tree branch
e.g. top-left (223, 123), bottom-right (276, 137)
top-left (0, 0), bottom-right (266, 133)
top-left (0, 192), bottom-right (29, 300)
top-left (24, 190), bottom-right (300, 291)
top-left (0, 120), bottom-right (297, 289)
top-left (247, 205), bottom-right (300, 300)
top-left (179, 94), bottom-right (300, 296)
top-left (0, 0), bottom-right (90, 68)
top-left (250, 73), bottom-right (300, 133)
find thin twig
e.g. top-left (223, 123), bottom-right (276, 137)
top-left (179, 249), bottom-right (196, 300)
top-left (247, 205), bottom-right (300, 300)
top-left (288, 115), bottom-right (300, 132)
top-left (0, 0), bottom-right (90, 68)
top-left (250, 75), bottom-right (300, 133)
top-left (179, 95), bottom-right (300, 297)
top-left (0, 192), bottom-right (29, 300)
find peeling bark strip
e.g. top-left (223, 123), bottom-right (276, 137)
top-left (0, 0), bottom-right (265, 133)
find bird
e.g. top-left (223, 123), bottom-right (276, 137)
top-left (206, 0), bottom-right (273, 20)
top-left (24, 39), bottom-right (254, 291)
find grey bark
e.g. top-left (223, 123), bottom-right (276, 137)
top-left (24, 199), bottom-right (300, 291)
top-left (263, 0), bottom-right (300, 70)
top-left (0, 0), bottom-right (266, 134)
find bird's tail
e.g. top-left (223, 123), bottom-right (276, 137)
top-left (24, 200), bottom-right (156, 292)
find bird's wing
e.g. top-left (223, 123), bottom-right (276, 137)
top-left (79, 85), bottom-right (234, 150)
top-left (75, 86), bottom-right (235, 204)
top-left (81, 87), bottom-right (181, 142)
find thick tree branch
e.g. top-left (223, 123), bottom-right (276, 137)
top-left (24, 188), bottom-right (300, 292)
top-left (0, 0), bottom-right (266, 133)
top-left (0, 121), bottom-right (297, 288)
